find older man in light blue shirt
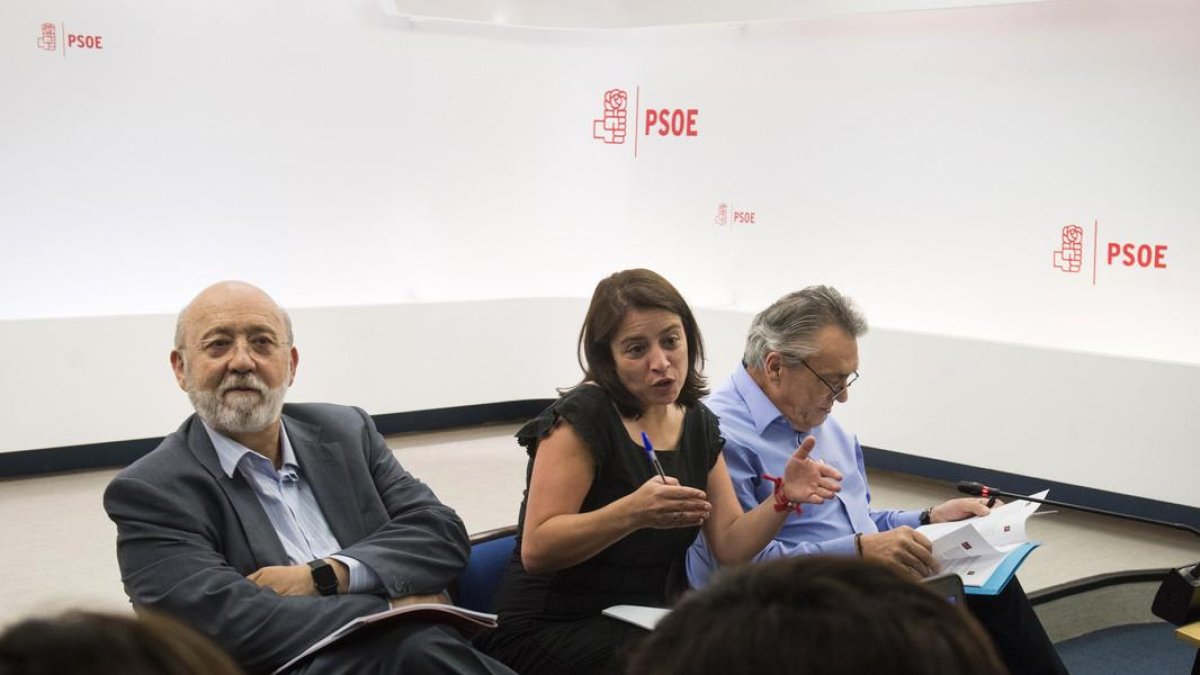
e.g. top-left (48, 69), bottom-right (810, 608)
top-left (686, 285), bottom-right (1069, 675)
top-left (686, 363), bottom-right (919, 581)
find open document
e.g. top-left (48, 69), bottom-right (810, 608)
top-left (271, 603), bottom-right (498, 674)
top-left (916, 490), bottom-right (1049, 596)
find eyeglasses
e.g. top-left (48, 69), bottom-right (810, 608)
top-left (798, 360), bottom-right (859, 399)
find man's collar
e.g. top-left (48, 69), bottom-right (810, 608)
top-left (733, 364), bottom-right (791, 436)
top-left (202, 418), bottom-right (297, 478)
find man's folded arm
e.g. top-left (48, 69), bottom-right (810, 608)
top-left (105, 474), bottom-right (387, 674)
top-left (329, 407), bottom-right (471, 599)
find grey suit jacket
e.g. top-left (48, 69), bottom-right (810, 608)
top-left (103, 403), bottom-right (470, 675)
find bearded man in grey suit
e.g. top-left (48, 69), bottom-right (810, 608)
top-left (104, 281), bottom-right (514, 675)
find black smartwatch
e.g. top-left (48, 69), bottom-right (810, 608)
top-left (308, 559), bottom-right (338, 596)
top-left (918, 508), bottom-right (933, 526)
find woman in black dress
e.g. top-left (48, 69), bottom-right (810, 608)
top-left (478, 269), bottom-right (843, 675)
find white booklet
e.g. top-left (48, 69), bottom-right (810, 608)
top-left (916, 490), bottom-right (1048, 595)
top-left (271, 603), bottom-right (498, 674)
top-left (602, 604), bottom-right (671, 631)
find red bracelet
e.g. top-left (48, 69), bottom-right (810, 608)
top-left (761, 474), bottom-right (802, 515)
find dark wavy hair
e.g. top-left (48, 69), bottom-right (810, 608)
top-left (0, 610), bottom-right (244, 675)
top-left (576, 269), bottom-right (707, 418)
top-left (626, 556), bottom-right (1009, 675)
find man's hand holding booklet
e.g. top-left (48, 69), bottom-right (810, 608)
top-left (916, 490), bottom-right (1049, 595)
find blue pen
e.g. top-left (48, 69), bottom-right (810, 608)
top-left (640, 431), bottom-right (668, 484)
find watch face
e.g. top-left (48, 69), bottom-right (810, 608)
top-left (310, 561), bottom-right (337, 595)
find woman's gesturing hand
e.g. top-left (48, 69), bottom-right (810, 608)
top-left (628, 476), bottom-right (711, 529)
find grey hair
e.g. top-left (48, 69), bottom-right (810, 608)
top-left (173, 293), bottom-right (294, 352)
top-left (743, 286), bottom-right (868, 369)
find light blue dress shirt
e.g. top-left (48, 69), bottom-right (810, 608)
top-left (203, 421), bottom-right (381, 593)
top-left (685, 364), bottom-right (920, 587)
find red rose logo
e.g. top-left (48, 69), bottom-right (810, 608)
top-left (604, 89), bottom-right (627, 112)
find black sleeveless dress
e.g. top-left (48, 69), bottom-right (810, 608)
top-left (477, 385), bottom-right (723, 675)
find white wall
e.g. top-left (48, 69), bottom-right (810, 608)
top-left (841, 329), bottom-right (1200, 509)
top-left (0, 300), bottom-right (585, 453)
top-left (2, 0), bottom-right (1198, 509)
top-left (3, 301), bottom-right (1196, 510)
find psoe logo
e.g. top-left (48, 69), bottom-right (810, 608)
top-left (592, 89), bottom-right (628, 145)
top-left (590, 86), bottom-right (702, 157)
top-left (715, 202), bottom-right (757, 227)
top-left (1053, 224), bottom-right (1084, 273)
top-left (38, 22), bottom-right (56, 51)
top-left (1051, 220), bottom-right (1170, 286)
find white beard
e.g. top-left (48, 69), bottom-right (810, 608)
top-left (187, 371), bottom-right (288, 436)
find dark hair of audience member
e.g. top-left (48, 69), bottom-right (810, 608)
top-left (625, 556), bottom-right (1009, 675)
top-left (576, 268), bottom-right (708, 418)
top-left (0, 610), bottom-right (244, 675)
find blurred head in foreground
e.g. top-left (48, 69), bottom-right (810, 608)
top-left (0, 610), bottom-right (243, 675)
top-left (626, 556), bottom-right (1008, 675)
